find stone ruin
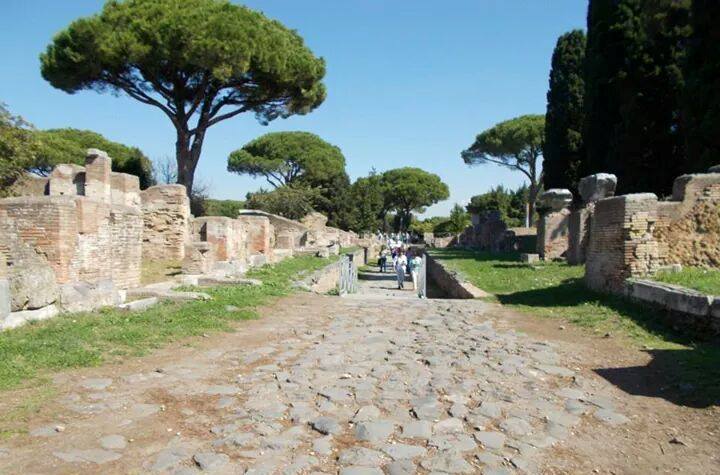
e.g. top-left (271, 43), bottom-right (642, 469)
top-left (428, 211), bottom-right (537, 253)
top-left (585, 167), bottom-right (720, 294)
top-left (0, 149), bottom-right (361, 330)
top-left (535, 189), bottom-right (573, 260)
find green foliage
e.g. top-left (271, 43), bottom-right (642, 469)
top-left (583, 0), bottom-right (692, 196)
top-left (381, 167), bottom-right (449, 231)
top-left (34, 128), bottom-right (155, 188)
top-left (462, 115), bottom-right (544, 225)
top-left (229, 131), bottom-right (354, 228)
top-left (348, 171), bottom-right (386, 232)
top-left (444, 203), bottom-right (471, 234)
top-left (40, 0), bottom-right (326, 194)
top-left (466, 185), bottom-right (529, 228)
top-left (202, 199), bottom-right (245, 218)
top-left (0, 254), bottom-right (332, 391)
top-left (543, 30), bottom-right (586, 192)
top-left (245, 185), bottom-right (321, 220)
top-left (0, 104), bottom-right (38, 196)
top-left (228, 132), bottom-right (346, 189)
top-left (409, 216), bottom-right (448, 235)
top-left (653, 267), bottom-right (720, 295)
top-left (684, 0), bottom-right (720, 171)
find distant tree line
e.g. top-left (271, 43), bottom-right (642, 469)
top-left (544, 0), bottom-right (719, 197)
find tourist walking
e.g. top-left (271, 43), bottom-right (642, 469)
top-left (410, 253), bottom-right (423, 294)
top-left (378, 247), bottom-right (389, 273)
top-left (395, 250), bottom-right (408, 289)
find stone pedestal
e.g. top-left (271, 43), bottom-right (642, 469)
top-left (536, 189), bottom-right (573, 260)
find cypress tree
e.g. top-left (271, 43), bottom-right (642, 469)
top-left (583, 0), bottom-right (690, 196)
top-left (684, 0), bottom-right (720, 171)
top-left (543, 30), bottom-right (586, 193)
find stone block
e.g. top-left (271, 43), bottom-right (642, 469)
top-left (117, 297), bottom-right (158, 312)
top-left (9, 260), bottom-right (59, 311)
top-left (1, 305), bottom-right (59, 331)
top-left (520, 253), bottom-right (540, 264)
top-left (627, 279), bottom-right (711, 317)
top-left (537, 189), bottom-right (573, 212)
top-left (59, 279), bottom-right (121, 313)
top-left (578, 173), bottom-right (617, 203)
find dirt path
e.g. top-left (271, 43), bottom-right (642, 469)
top-left (0, 270), bottom-right (717, 474)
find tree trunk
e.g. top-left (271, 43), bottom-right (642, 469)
top-left (528, 181), bottom-right (539, 227)
top-left (175, 128), bottom-right (205, 199)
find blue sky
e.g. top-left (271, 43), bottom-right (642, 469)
top-left (0, 0), bottom-right (587, 217)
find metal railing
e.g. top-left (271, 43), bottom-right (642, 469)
top-left (338, 253), bottom-right (359, 295)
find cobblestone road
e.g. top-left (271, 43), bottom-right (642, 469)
top-left (2, 271), bottom-right (629, 474)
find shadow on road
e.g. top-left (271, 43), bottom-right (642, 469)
top-left (594, 348), bottom-right (720, 409)
top-left (497, 278), bottom-right (720, 409)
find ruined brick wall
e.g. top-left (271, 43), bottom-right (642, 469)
top-left (585, 194), bottom-right (661, 293)
top-left (536, 209), bottom-right (571, 260)
top-left (0, 150), bottom-right (144, 305)
top-left (237, 215), bottom-right (274, 259)
top-left (140, 185), bottom-right (190, 261)
top-left (191, 216), bottom-right (247, 263)
top-left (0, 195), bottom-right (142, 289)
top-left (653, 176), bottom-right (720, 268)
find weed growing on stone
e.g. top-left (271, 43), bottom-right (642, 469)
top-left (0, 255), bottom-right (332, 391)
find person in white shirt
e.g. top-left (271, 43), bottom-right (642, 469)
top-left (409, 254), bottom-right (423, 292)
top-left (394, 250), bottom-right (408, 289)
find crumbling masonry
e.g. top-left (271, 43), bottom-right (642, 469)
top-left (0, 149), bottom-right (360, 329)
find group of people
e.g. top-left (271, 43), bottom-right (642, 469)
top-left (378, 245), bottom-right (424, 296)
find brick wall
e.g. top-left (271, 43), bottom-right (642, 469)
top-left (191, 216), bottom-right (247, 263)
top-left (0, 195), bottom-right (142, 289)
top-left (585, 194), bottom-right (661, 293)
top-left (237, 215), bottom-right (274, 260)
top-left (140, 185), bottom-right (190, 261)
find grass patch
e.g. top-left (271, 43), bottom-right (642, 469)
top-left (0, 255), bottom-right (332, 392)
top-left (0, 384), bottom-right (55, 438)
top-left (652, 267), bottom-right (720, 295)
top-left (430, 249), bottom-right (720, 407)
top-left (141, 259), bottom-right (182, 285)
